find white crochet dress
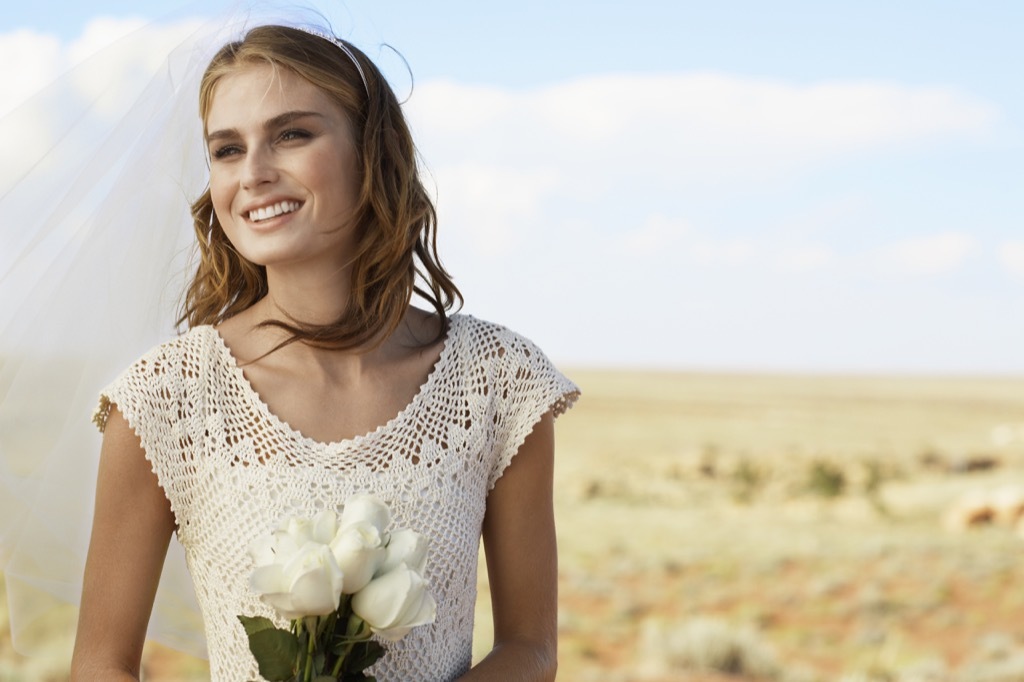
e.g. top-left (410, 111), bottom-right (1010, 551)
top-left (93, 314), bottom-right (579, 682)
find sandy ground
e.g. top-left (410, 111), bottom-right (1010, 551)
top-left (3, 369), bottom-right (1024, 681)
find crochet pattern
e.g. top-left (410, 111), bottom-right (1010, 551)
top-left (93, 314), bottom-right (578, 681)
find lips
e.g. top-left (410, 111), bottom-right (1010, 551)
top-left (248, 200), bottom-right (302, 223)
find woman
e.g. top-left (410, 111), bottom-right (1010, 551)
top-left (67, 23), bottom-right (576, 682)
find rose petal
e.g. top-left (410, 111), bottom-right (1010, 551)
top-left (374, 598), bottom-right (436, 641)
top-left (350, 563), bottom-right (435, 642)
top-left (352, 564), bottom-right (412, 628)
top-left (289, 567), bottom-right (343, 616)
top-left (331, 523), bottom-right (386, 594)
top-left (378, 528), bottom-right (429, 575)
top-left (339, 494), bottom-right (391, 535)
top-left (260, 591), bottom-right (303, 621)
top-left (248, 533), bottom-right (278, 566)
top-left (371, 580), bottom-right (437, 642)
top-left (393, 570), bottom-right (435, 627)
top-left (250, 564), bottom-right (287, 595)
top-left (311, 510), bottom-right (339, 544)
top-left (373, 624), bottom-right (415, 642)
top-left (282, 516), bottom-right (314, 545)
top-left (273, 530), bottom-right (302, 558)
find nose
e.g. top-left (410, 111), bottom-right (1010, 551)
top-left (240, 146), bottom-right (278, 189)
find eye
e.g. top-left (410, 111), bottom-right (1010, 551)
top-left (279, 128), bottom-right (312, 143)
top-left (211, 144), bottom-right (242, 160)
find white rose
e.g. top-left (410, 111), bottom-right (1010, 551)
top-left (310, 509), bottom-right (340, 544)
top-left (377, 528), bottom-right (429, 575)
top-left (280, 515), bottom-right (315, 545)
top-left (329, 521), bottom-right (386, 594)
top-left (250, 541), bottom-right (345, 620)
top-left (247, 532), bottom-right (281, 567)
top-left (339, 494), bottom-right (392, 535)
top-left (247, 510), bottom-right (339, 566)
top-left (351, 564), bottom-right (437, 642)
top-left (248, 527), bottom-right (302, 568)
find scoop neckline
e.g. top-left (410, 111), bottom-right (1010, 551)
top-left (204, 315), bottom-right (461, 450)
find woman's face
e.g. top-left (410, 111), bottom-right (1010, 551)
top-left (204, 63), bottom-right (360, 274)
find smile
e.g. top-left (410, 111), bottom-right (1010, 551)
top-left (248, 200), bottom-right (301, 223)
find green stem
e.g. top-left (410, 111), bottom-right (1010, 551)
top-left (330, 646), bottom-right (346, 678)
top-left (330, 614), bottom-right (369, 678)
top-left (290, 619), bottom-right (302, 681)
top-left (303, 617), bottom-right (317, 682)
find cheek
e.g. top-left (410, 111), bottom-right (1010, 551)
top-left (319, 155), bottom-right (360, 212)
top-left (208, 173), bottom-right (235, 227)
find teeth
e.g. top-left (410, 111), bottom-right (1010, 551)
top-left (249, 201), bottom-right (300, 223)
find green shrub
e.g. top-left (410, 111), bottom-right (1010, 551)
top-left (806, 460), bottom-right (846, 498)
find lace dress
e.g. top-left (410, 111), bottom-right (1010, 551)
top-left (93, 314), bottom-right (579, 681)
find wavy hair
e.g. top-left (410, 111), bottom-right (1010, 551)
top-left (178, 24), bottom-right (461, 349)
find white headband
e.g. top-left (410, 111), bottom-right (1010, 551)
top-left (295, 27), bottom-right (369, 93)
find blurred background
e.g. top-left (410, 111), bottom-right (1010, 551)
top-left (1, 1), bottom-right (1023, 680)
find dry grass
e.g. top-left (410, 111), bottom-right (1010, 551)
top-left (4, 369), bottom-right (1024, 680)
top-left (551, 370), bottom-right (1024, 682)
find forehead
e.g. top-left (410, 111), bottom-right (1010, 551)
top-left (205, 62), bottom-right (340, 131)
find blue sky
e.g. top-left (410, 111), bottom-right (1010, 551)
top-left (2, 1), bottom-right (1022, 373)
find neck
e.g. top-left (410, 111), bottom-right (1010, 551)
top-left (225, 264), bottom-right (429, 368)
top-left (261, 263), bottom-right (351, 327)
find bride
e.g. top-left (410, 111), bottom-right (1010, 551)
top-left (7, 14), bottom-right (576, 682)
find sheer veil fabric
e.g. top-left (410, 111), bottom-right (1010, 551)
top-left (0, 2), bottom-right (358, 658)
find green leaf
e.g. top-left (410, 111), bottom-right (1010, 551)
top-left (248, 628), bottom-right (300, 681)
top-left (345, 641), bottom-right (386, 673)
top-left (313, 650), bottom-right (326, 675)
top-left (237, 615), bottom-right (279, 637)
top-left (317, 611), bottom-right (336, 638)
top-left (312, 677), bottom-right (337, 682)
top-left (343, 614), bottom-right (371, 643)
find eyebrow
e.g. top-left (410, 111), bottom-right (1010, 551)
top-left (205, 110), bottom-right (325, 144)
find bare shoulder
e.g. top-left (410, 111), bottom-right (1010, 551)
top-left (212, 305), bottom-right (264, 361)
top-left (400, 306), bottom-right (448, 348)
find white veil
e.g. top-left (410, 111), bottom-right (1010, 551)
top-left (0, 1), bottom-right (359, 658)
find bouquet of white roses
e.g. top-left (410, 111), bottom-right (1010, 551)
top-left (239, 494), bottom-right (436, 682)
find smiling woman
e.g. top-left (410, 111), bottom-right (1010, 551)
top-left (179, 23), bottom-right (456, 355)
top-left (0, 9), bottom-right (577, 682)
top-left (205, 66), bottom-right (364, 284)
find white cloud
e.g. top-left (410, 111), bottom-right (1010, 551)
top-left (774, 244), bottom-right (836, 272)
top-left (607, 216), bottom-right (837, 273)
top-left (403, 73), bottom-right (999, 280)
top-left (0, 18), bottom-right (203, 188)
top-left (614, 215), bottom-right (690, 255)
top-left (408, 72), bottom-right (999, 193)
top-left (430, 163), bottom-right (562, 256)
top-left (875, 231), bottom-right (975, 275)
top-left (0, 18), bottom-right (197, 118)
top-left (66, 17), bottom-right (202, 118)
top-left (66, 17), bottom-right (148, 64)
top-left (998, 241), bottom-right (1024, 278)
top-left (685, 236), bottom-right (757, 268)
top-left (0, 29), bottom-right (62, 117)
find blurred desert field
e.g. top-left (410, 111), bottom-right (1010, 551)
top-left (3, 369), bottom-right (1024, 681)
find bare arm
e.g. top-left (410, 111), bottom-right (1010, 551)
top-left (70, 406), bottom-right (175, 681)
top-left (458, 411), bottom-right (559, 682)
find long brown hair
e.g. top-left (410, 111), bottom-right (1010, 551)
top-left (178, 25), bottom-right (461, 349)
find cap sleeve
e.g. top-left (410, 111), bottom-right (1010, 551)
top-left (91, 337), bottom-right (202, 538)
top-left (484, 326), bottom-right (580, 492)
top-left (93, 343), bottom-right (189, 436)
